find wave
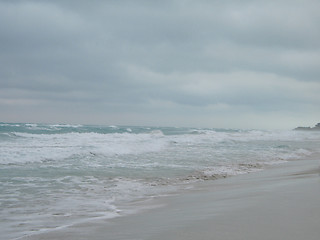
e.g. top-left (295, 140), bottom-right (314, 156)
top-left (0, 131), bottom-right (168, 165)
top-left (1, 126), bottom-right (318, 166)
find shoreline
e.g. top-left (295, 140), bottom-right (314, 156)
top-left (20, 156), bottom-right (320, 240)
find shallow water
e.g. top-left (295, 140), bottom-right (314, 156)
top-left (1, 123), bottom-right (320, 239)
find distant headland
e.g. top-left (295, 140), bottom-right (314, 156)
top-left (294, 123), bottom-right (320, 131)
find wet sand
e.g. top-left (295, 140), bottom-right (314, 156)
top-left (22, 158), bottom-right (320, 240)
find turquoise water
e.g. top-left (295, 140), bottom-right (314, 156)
top-left (1, 122), bottom-right (320, 239)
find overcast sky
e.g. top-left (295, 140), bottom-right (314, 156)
top-left (1, 0), bottom-right (320, 129)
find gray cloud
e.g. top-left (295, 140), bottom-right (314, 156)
top-left (1, 0), bottom-right (319, 129)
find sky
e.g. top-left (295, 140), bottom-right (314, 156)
top-left (1, 0), bottom-right (320, 129)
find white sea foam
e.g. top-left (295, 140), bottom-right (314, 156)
top-left (49, 124), bottom-right (83, 128)
top-left (0, 129), bottom-right (316, 166)
top-left (0, 131), bottom-right (168, 165)
top-left (1, 174), bottom-right (178, 240)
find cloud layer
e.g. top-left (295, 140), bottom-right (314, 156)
top-left (1, 0), bottom-right (320, 129)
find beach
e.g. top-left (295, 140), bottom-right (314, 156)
top-left (22, 156), bottom-right (320, 240)
top-left (3, 0), bottom-right (320, 239)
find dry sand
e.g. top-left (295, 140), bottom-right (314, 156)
top-left (21, 157), bottom-right (320, 240)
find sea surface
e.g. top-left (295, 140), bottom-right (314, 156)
top-left (1, 122), bottom-right (320, 239)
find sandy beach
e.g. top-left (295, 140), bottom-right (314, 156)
top-left (3, 0), bottom-right (320, 239)
top-left (21, 157), bottom-right (320, 240)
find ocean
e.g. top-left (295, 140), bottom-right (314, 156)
top-left (1, 122), bottom-right (320, 239)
